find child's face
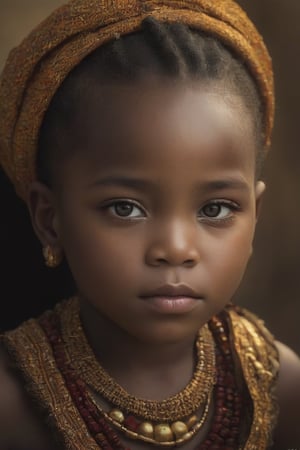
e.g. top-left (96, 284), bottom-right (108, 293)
top-left (37, 80), bottom-right (264, 343)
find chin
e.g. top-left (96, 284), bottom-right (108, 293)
top-left (131, 321), bottom-right (201, 345)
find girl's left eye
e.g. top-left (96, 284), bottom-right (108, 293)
top-left (107, 201), bottom-right (145, 218)
top-left (199, 201), bottom-right (238, 220)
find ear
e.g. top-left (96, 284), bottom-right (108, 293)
top-left (248, 180), bottom-right (266, 259)
top-left (255, 180), bottom-right (266, 221)
top-left (27, 181), bottom-right (62, 249)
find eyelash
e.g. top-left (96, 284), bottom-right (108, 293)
top-left (100, 199), bottom-right (240, 223)
top-left (101, 199), bottom-right (146, 220)
top-left (198, 200), bottom-right (241, 225)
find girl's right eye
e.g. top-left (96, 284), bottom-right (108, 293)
top-left (104, 200), bottom-right (146, 219)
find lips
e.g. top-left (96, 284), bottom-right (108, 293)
top-left (140, 284), bottom-right (203, 314)
top-left (141, 283), bottom-right (200, 298)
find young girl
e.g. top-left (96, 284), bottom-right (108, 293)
top-left (0, 1), bottom-right (299, 449)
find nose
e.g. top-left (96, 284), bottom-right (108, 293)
top-left (145, 220), bottom-right (200, 268)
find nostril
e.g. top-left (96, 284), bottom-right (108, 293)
top-left (145, 236), bottom-right (200, 267)
top-left (151, 257), bottom-right (197, 268)
top-left (183, 258), bottom-right (197, 267)
top-left (156, 258), bottom-right (168, 265)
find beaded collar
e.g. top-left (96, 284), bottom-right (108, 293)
top-left (2, 299), bottom-right (279, 449)
top-left (39, 298), bottom-right (244, 449)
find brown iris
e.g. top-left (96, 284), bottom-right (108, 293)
top-left (114, 202), bottom-right (134, 217)
top-left (202, 203), bottom-right (221, 218)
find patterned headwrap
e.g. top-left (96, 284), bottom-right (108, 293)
top-left (0, 0), bottom-right (274, 201)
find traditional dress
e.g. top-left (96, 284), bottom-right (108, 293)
top-left (0, 1), bottom-right (278, 449)
top-left (2, 298), bottom-right (279, 450)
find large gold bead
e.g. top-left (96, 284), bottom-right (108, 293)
top-left (138, 422), bottom-right (154, 439)
top-left (171, 421), bottom-right (188, 438)
top-left (154, 424), bottom-right (174, 442)
top-left (109, 409), bottom-right (125, 423)
top-left (186, 415), bottom-right (198, 430)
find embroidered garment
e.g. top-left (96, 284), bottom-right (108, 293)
top-left (2, 299), bottom-right (279, 450)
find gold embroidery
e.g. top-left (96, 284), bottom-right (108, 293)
top-left (2, 315), bottom-right (99, 450)
top-left (2, 302), bottom-right (279, 449)
top-left (228, 307), bottom-right (279, 450)
top-left (60, 298), bottom-right (215, 422)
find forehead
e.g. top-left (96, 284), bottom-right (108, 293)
top-left (61, 80), bottom-right (257, 183)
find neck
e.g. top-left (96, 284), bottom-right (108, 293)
top-left (79, 297), bottom-right (197, 400)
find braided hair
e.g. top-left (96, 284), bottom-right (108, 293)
top-left (37, 18), bottom-right (264, 185)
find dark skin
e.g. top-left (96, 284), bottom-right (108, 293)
top-left (0, 79), bottom-right (299, 449)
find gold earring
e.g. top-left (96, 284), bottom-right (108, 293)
top-left (43, 245), bottom-right (62, 268)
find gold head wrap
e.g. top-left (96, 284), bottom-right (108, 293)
top-left (0, 0), bottom-right (274, 201)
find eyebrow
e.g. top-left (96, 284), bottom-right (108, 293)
top-left (88, 176), bottom-right (155, 191)
top-left (200, 178), bottom-right (250, 193)
top-left (88, 175), bottom-right (250, 192)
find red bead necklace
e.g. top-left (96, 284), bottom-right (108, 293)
top-left (40, 310), bottom-right (243, 450)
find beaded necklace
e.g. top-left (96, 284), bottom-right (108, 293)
top-left (39, 299), bottom-right (243, 449)
top-left (61, 299), bottom-right (215, 423)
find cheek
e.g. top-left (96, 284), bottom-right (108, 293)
top-left (60, 217), bottom-right (144, 292)
top-left (206, 220), bottom-right (255, 296)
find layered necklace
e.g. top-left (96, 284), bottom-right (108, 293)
top-left (39, 298), bottom-right (243, 449)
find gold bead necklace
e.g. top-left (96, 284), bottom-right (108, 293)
top-left (87, 388), bottom-right (213, 446)
top-left (59, 298), bottom-right (216, 445)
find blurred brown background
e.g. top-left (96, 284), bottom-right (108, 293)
top-left (0, 1), bottom-right (299, 354)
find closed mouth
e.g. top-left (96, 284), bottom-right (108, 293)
top-left (140, 283), bottom-right (202, 300)
top-left (139, 284), bottom-right (203, 314)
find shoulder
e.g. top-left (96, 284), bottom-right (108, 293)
top-left (226, 307), bottom-right (300, 448)
top-left (272, 340), bottom-right (300, 450)
top-left (0, 340), bottom-right (55, 450)
top-left (0, 342), bottom-right (23, 447)
top-left (276, 340), bottom-right (300, 392)
top-left (0, 342), bottom-right (35, 448)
